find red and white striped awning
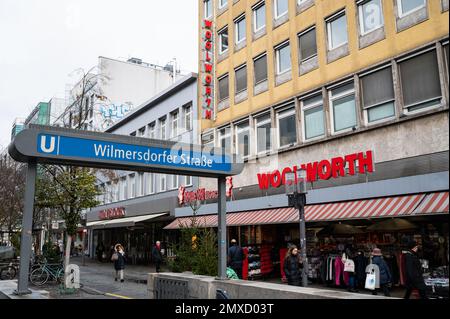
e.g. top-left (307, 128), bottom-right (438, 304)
top-left (164, 192), bottom-right (449, 230)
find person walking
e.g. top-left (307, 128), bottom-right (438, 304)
top-left (283, 245), bottom-right (304, 286)
top-left (227, 239), bottom-right (244, 279)
top-left (112, 244), bottom-right (126, 283)
top-left (404, 241), bottom-right (427, 299)
top-left (371, 248), bottom-right (392, 297)
top-left (152, 241), bottom-right (163, 273)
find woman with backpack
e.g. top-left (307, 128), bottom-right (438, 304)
top-left (111, 244), bottom-right (126, 283)
top-left (283, 245), bottom-right (304, 286)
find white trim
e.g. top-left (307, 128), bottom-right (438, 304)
top-left (301, 94), bottom-right (325, 142)
top-left (255, 114), bottom-right (272, 154)
top-left (219, 0), bottom-right (228, 9)
top-left (253, 2), bottom-right (266, 33)
top-left (326, 11), bottom-right (348, 50)
top-left (274, 0), bottom-right (288, 19)
top-left (275, 41), bottom-right (291, 75)
top-left (358, 0), bottom-right (384, 36)
top-left (364, 101), bottom-right (396, 125)
top-left (234, 15), bottom-right (246, 44)
top-left (204, 0), bottom-right (213, 19)
top-left (218, 27), bottom-right (229, 55)
top-left (235, 122), bottom-right (250, 159)
top-left (397, 0), bottom-right (426, 18)
top-left (328, 84), bottom-right (357, 135)
top-left (276, 107), bottom-right (297, 148)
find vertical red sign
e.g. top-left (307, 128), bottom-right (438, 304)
top-left (203, 19), bottom-right (214, 120)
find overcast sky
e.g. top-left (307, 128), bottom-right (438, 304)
top-left (0, 0), bottom-right (198, 149)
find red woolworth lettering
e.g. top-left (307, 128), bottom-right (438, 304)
top-left (204, 97), bottom-right (212, 107)
top-left (257, 173), bottom-right (270, 190)
top-left (205, 30), bottom-right (212, 40)
top-left (318, 160), bottom-right (332, 180)
top-left (205, 51), bottom-right (212, 62)
top-left (205, 74), bottom-right (212, 85)
top-left (331, 157), bottom-right (345, 178)
top-left (205, 87), bottom-right (212, 95)
top-left (358, 151), bottom-right (374, 174)
top-left (270, 170), bottom-right (282, 188)
top-left (204, 19), bottom-right (213, 29)
top-left (205, 41), bottom-right (212, 50)
top-left (345, 153), bottom-right (358, 175)
top-left (204, 109), bottom-right (213, 119)
top-left (204, 63), bottom-right (213, 73)
top-left (301, 162), bottom-right (319, 182)
top-left (281, 167), bottom-right (292, 185)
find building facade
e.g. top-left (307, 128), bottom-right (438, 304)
top-left (85, 73), bottom-right (198, 265)
top-left (167, 0), bottom-right (449, 288)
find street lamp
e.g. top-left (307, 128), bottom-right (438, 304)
top-left (285, 169), bottom-right (308, 287)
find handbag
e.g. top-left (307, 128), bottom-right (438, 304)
top-left (365, 272), bottom-right (376, 290)
top-left (344, 259), bottom-right (355, 273)
top-left (111, 252), bottom-right (119, 261)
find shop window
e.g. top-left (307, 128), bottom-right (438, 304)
top-left (326, 11), bottom-right (348, 50)
top-left (253, 1), bottom-right (266, 33)
top-left (275, 41), bottom-right (291, 75)
top-left (361, 66), bottom-right (395, 123)
top-left (254, 53), bottom-right (268, 85)
top-left (218, 74), bottom-right (229, 101)
top-left (274, 0), bottom-right (288, 19)
top-left (218, 27), bottom-right (229, 54)
top-left (397, 0), bottom-right (426, 18)
top-left (302, 94), bottom-right (324, 140)
top-left (277, 107), bottom-right (297, 148)
top-left (358, 0), bottom-right (384, 35)
top-left (329, 82), bottom-right (357, 133)
top-left (298, 27), bottom-right (317, 62)
top-left (235, 64), bottom-right (247, 94)
top-left (219, 126), bottom-right (232, 154)
top-left (235, 121), bottom-right (250, 159)
top-left (204, 0), bottom-right (213, 19)
top-left (159, 117), bottom-right (166, 140)
top-left (235, 15), bottom-right (246, 45)
top-left (256, 114), bottom-right (272, 154)
top-left (398, 49), bottom-right (442, 113)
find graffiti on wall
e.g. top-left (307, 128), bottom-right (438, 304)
top-left (99, 102), bottom-right (133, 129)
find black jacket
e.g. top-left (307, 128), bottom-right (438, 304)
top-left (404, 250), bottom-right (426, 290)
top-left (114, 252), bottom-right (126, 270)
top-left (284, 255), bottom-right (303, 286)
top-left (372, 256), bottom-right (392, 285)
top-left (228, 245), bottom-right (244, 269)
top-left (152, 246), bottom-right (163, 263)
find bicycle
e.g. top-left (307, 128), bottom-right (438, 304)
top-left (29, 261), bottom-right (64, 286)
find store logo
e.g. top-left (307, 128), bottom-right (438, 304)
top-left (38, 135), bottom-right (59, 155)
top-left (178, 178), bottom-right (233, 206)
top-left (202, 19), bottom-right (214, 120)
top-left (99, 207), bottom-right (126, 220)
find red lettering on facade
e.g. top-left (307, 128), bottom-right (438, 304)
top-left (257, 173), bottom-right (270, 190)
top-left (318, 160), bottom-right (332, 180)
top-left (358, 151), bottom-right (374, 174)
top-left (331, 157), bottom-right (346, 178)
top-left (270, 170), bottom-right (282, 188)
top-left (204, 19), bottom-right (213, 28)
top-left (345, 153), bottom-right (358, 175)
top-left (204, 109), bottom-right (212, 119)
top-left (99, 207), bottom-right (126, 220)
top-left (204, 63), bottom-right (213, 73)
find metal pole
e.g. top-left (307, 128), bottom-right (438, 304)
top-left (14, 161), bottom-right (37, 295)
top-left (82, 230), bottom-right (85, 266)
top-left (217, 176), bottom-right (227, 280)
top-left (298, 194), bottom-right (308, 287)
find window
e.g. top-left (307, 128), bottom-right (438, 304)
top-left (329, 82), bottom-right (357, 133)
top-left (256, 114), bottom-right (271, 153)
top-left (235, 121), bottom-right (250, 158)
top-left (253, 2), bottom-right (266, 32)
top-left (219, 127), bottom-right (232, 154)
top-left (399, 50), bottom-right (442, 112)
top-left (302, 94), bottom-right (325, 140)
top-left (185, 175), bottom-right (192, 186)
top-left (202, 132), bottom-right (215, 148)
top-left (444, 42), bottom-right (449, 72)
top-left (219, 0), bottom-right (228, 9)
top-left (138, 173), bottom-right (145, 196)
top-left (138, 126), bottom-right (146, 137)
top-left (397, 0), bottom-right (426, 17)
top-left (254, 54), bottom-right (268, 84)
top-left (148, 122), bottom-right (156, 138)
top-left (298, 27), bottom-right (317, 61)
top-left (120, 177), bottom-right (127, 200)
top-left (147, 173), bottom-right (155, 195)
top-left (275, 42), bottom-right (291, 74)
top-left (130, 131), bottom-right (136, 137)
top-left (218, 28), bottom-right (229, 54)
top-left (327, 12), bottom-right (348, 50)
top-left (160, 174), bottom-right (167, 192)
top-left (184, 105), bottom-right (192, 131)
top-left (105, 182), bottom-right (111, 203)
top-left (129, 174), bottom-right (136, 198)
top-left (361, 66), bottom-right (395, 123)
top-left (204, 0), bottom-right (212, 19)
top-left (113, 180), bottom-right (119, 202)
top-left (235, 15), bottom-right (246, 44)
top-left (235, 65), bottom-right (247, 94)
top-left (218, 74), bottom-right (229, 101)
top-left (160, 118), bottom-right (166, 139)
top-left (171, 111), bottom-right (179, 137)
top-left (274, 0), bottom-right (288, 19)
top-left (277, 108), bottom-right (297, 148)
top-left (358, 0), bottom-right (384, 35)
top-left (171, 175), bottom-right (179, 189)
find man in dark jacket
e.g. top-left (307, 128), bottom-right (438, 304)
top-left (228, 239), bottom-right (244, 279)
top-left (404, 241), bottom-right (427, 299)
top-left (152, 241), bottom-right (163, 273)
top-left (371, 248), bottom-right (392, 297)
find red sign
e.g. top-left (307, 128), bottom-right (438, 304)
top-left (99, 207), bottom-right (126, 220)
top-left (202, 19), bottom-right (214, 120)
top-left (257, 151), bottom-right (374, 190)
top-left (178, 177), bottom-right (233, 206)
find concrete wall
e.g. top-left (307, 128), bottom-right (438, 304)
top-left (147, 272), bottom-right (391, 299)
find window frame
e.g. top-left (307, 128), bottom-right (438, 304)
top-left (184, 105), bottom-right (192, 132)
top-left (129, 174), bottom-right (136, 199)
top-left (275, 41), bottom-right (291, 75)
top-left (218, 73), bottom-right (230, 101)
top-left (172, 174), bottom-right (179, 190)
top-left (218, 126), bottom-right (232, 154)
top-left (160, 174), bottom-right (167, 192)
top-left (357, 0), bottom-right (385, 36)
top-left (301, 93), bottom-right (325, 142)
top-left (218, 27), bottom-right (229, 55)
top-left (235, 120), bottom-right (251, 159)
top-left (276, 107), bottom-right (297, 149)
top-left (234, 64), bottom-right (248, 94)
top-left (147, 173), bottom-right (155, 195)
top-left (219, 0), bottom-right (228, 9)
top-left (234, 14), bottom-right (247, 45)
top-left (171, 111), bottom-right (179, 138)
top-left (204, 0), bottom-right (213, 19)
top-left (274, 0), bottom-right (289, 19)
top-left (185, 175), bottom-right (193, 187)
top-left (160, 117), bottom-right (166, 140)
top-left (253, 52), bottom-right (268, 85)
top-left (255, 113), bottom-right (272, 154)
top-left (298, 26), bottom-right (318, 63)
top-left (148, 122), bottom-right (156, 138)
top-left (326, 10), bottom-right (348, 51)
top-left (397, 0), bottom-right (426, 18)
top-left (253, 1), bottom-right (266, 33)
top-left (328, 81), bottom-right (357, 134)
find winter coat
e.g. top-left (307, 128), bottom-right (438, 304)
top-left (152, 246), bottom-right (163, 263)
top-left (284, 255), bottom-right (303, 286)
top-left (371, 256), bottom-right (392, 285)
top-left (366, 263), bottom-right (380, 288)
top-left (114, 251), bottom-right (126, 270)
top-left (404, 250), bottom-right (426, 290)
top-left (228, 245), bottom-right (244, 269)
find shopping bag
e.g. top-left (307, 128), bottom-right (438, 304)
top-left (365, 273), bottom-right (376, 290)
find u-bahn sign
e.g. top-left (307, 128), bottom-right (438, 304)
top-left (9, 125), bottom-right (244, 178)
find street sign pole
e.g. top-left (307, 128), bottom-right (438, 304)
top-left (14, 161), bottom-right (36, 295)
top-left (217, 176), bottom-right (227, 280)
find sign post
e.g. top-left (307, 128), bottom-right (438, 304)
top-left (217, 176), bottom-right (227, 280)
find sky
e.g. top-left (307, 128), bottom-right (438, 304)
top-left (0, 0), bottom-right (198, 149)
